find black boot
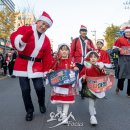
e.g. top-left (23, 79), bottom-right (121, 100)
top-left (39, 105), bottom-right (46, 113)
top-left (25, 113), bottom-right (33, 121)
top-left (38, 87), bottom-right (46, 113)
top-left (80, 82), bottom-right (86, 99)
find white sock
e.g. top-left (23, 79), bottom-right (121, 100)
top-left (57, 104), bottom-right (62, 113)
top-left (88, 98), bottom-right (96, 116)
top-left (63, 103), bottom-right (69, 116)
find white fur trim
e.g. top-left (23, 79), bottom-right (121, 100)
top-left (78, 77), bottom-right (83, 91)
top-left (104, 63), bottom-right (112, 68)
top-left (124, 29), bottom-right (130, 32)
top-left (85, 51), bottom-right (99, 59)
top-left (80, 27), bottom-right (87, 30)
top-left (89, 90), bottom-right (105, 98)
top-left (13, 70), bottom-right (27, 77)
top-left (13, 70), bottom-right (44, 78)
top-left (112, 46), bottom-right (120, 49)
top-left (79, 37), bottom-right (87, 64)
top-left (13, 24), bottom-right (45, 78)
top-left (58, 43), bottom-right (70, 51)
top-left (26, 24), bottom-right (45, 78)
top-left (14, 35), bottom-right (26, 51)
top-left (38, 16), bottom-right (52, 27)
top-left (51, 100), bottom-right (75, 104)
top-left (53, 87), bottom-right (69, 95)
top-left (97, 39), bottom-right (104, 44)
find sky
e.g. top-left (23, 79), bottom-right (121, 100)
top-left (12, 0), bottom-right (130, 51)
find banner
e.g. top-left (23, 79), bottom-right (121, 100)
top-left (86, 75), bottom-right (114, 93)
top-left (120, 46), bottom-right (130, 55)
top-left (47, 69), bottom-right (78, 87)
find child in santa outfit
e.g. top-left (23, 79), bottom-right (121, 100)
top-left (48, 43), bottom-right (79, 124)
top-left (79, 51), bottom-right (106, 125)
top-left (96, 39), bottom-right (112, 68)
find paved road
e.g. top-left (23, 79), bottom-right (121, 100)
top-left (0, 77), bottom-right (130, 130)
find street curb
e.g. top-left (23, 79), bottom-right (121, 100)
top-left (0, 76), bottom-right (7, 80)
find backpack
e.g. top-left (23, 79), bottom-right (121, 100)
top-left (74, 37), bottom-right (90, 52)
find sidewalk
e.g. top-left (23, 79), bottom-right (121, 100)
top-left (0, 68), bottom-right (8, 80)
top-left (0, 68), bottom-right (7, 80)
top-left (0, 75), bottom-right (7, 80)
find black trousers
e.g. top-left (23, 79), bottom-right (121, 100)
top-left (76, 63), bottom-right (86, 98)
top-left (75, 63), bottom-right (84, 72)
top-left (19, 77), bottom-right (45, 113)
top-left (8, 61), bottom-right (14, 75)
top-left (117, 79), bottom-right (130, 95)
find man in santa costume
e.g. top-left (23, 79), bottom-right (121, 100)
top-left (96, 39), bottom-right (112, 68)
top-left (70, 25), bottom-right (95, 99)
top-left (10, 11), bottom-right (53, 121)
top-left (70, 25), bottom-right (95, 69)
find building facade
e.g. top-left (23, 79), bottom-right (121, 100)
top-left (0, 0), bottom-right (15, 53)
top-left (0, 0), bottom-right (15, 12)
top-left (14, 12), bottom-right (35, 30)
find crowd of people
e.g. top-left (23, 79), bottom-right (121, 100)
top-left (2, 10), bottom-right (129, 127)
top-left (0, 48), bottom-right (17, 77)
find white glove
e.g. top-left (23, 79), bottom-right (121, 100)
top-left (97, 62), bottom-right (104, 69)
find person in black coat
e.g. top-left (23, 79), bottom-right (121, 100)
top-left (8, 48), bottom-right (17, 77)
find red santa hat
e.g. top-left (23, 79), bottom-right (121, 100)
top-left (124, 26), bottom-right (130, 33)
top-left (97, 39), bottom-right (104, 45)
top-left (85, 51), bottom-right (99, 61)
top-left (80, 25), bottom-right (87, 31)
top-left (38, 11), bottom-right (53, 27)
top-left (58, 43), bottom-right (70, 51)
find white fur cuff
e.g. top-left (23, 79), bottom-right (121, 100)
top-left (14, 35), bottom-right (26, 51)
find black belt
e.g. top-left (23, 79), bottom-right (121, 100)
top-left (19, 54), bottom-right (42, 62)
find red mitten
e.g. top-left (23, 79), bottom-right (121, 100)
top-left (21, 30), bottom-right (33, 43)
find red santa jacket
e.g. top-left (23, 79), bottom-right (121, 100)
top-left (80, 65), bottom-right (105, 78)
top-left (96, 49), bottom-right (112, 68)
top-left (70, 37), bottom-right (95, 65)
top-left (10, 24), bottom-right (53, 78)
top-left (113, 36), bottom-right (130, 49)
top-left (50, 58), bottom-right (76, 103)
top-left (51, 58), bottom-right (75, 70)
